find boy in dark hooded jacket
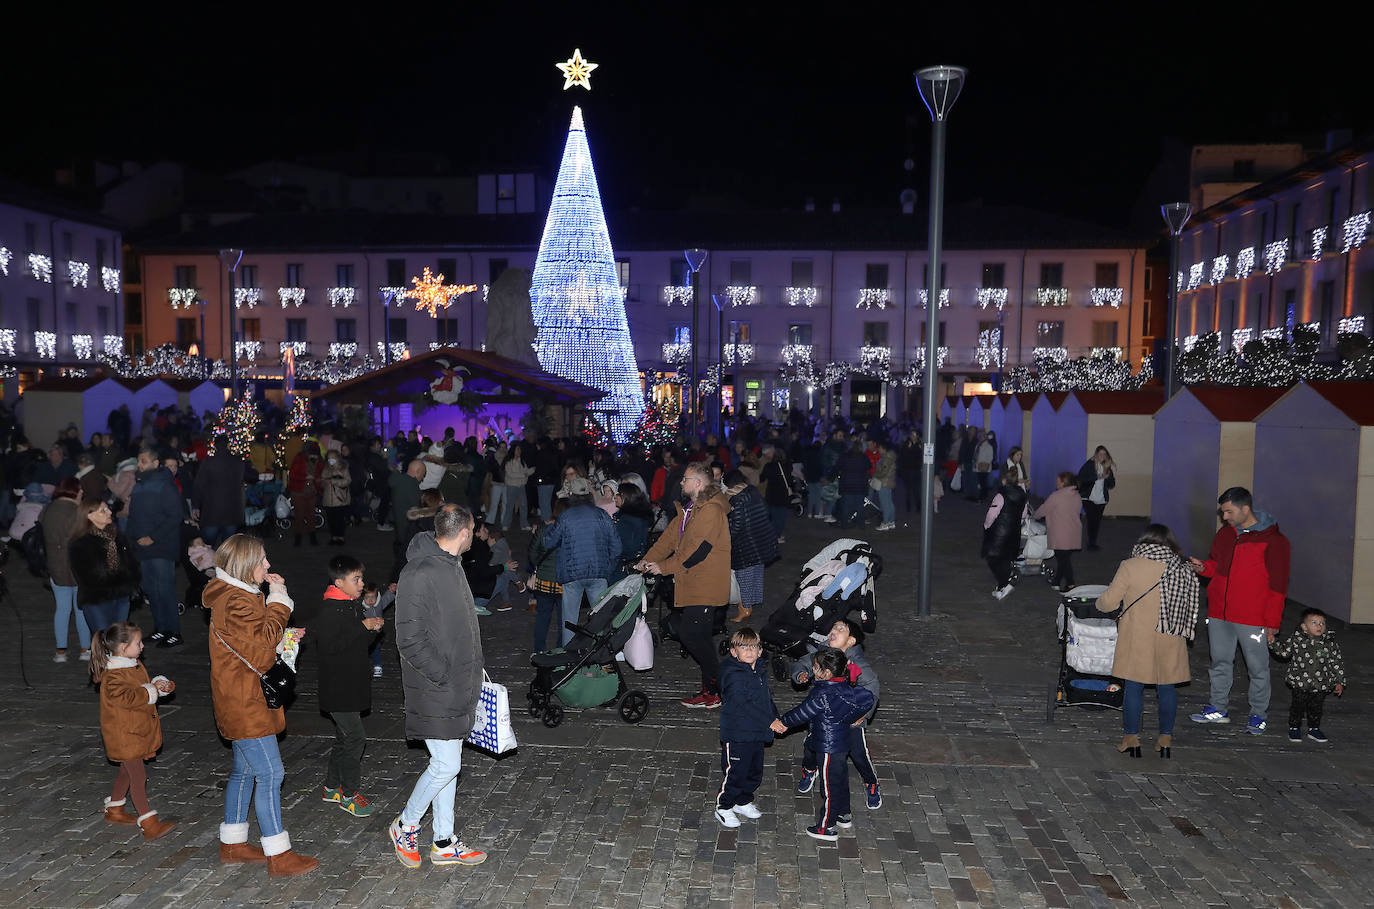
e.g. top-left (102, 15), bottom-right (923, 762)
top-left (714, 627), bottom-right (778, 829)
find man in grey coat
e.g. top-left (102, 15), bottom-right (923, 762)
top-left (389, 503), bottom-right (489, 869)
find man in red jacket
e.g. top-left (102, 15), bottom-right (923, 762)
top-left (1187, 486), bottom-right (1291, 735)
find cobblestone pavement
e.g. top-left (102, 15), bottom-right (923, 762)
top-left (2, 494), bottom-right (1371, 907)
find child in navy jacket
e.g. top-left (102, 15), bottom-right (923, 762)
top-left (772, 648), bottom-right (875, 841)
top-left (715, 627), bottom-right (778, 828)
top-left (790, 619), bottom-right (882, 808)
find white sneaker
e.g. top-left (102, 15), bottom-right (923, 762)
top-left (372, 665), bottom-right (383, 678)
top-left (714, 807), bottom-right (740, 828)
top-left (732, 803), bottom-right (762, 820)
top-left (992, 585), bottom-right (1013, 600)
top-left (53, 651), bottom-right (68, 663)
top-left (822, 516), bottom-right (837, 524)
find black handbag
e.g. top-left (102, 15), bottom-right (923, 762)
top-left (213, 625), bottom-right (296, 709)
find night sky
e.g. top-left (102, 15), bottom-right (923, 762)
top-left (5, 10), bottom-right (1368, 232)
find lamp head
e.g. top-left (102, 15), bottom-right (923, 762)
top-left (684, 248), bottom-right (708, 273)
top-left (915, 65), bottom-right (967, 122)
top-left (1161, 202), bottom-right (1193, 236)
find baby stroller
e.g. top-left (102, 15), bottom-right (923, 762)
top-left (527, 574), bottom-right (651, 728)
top-left (760, 538), bottom-right (881, 681)
top-left (1014, 514), bottom-right (1054, 579)
top-left (1047, 584), bottom-right (1124, 722)
top-left (244, 475), bottom-right (284, 537)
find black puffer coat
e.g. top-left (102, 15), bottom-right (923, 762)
top-left (727, 484), bottom-right (779, 570)
top-left (836, 451), bottom-right (871, 496)
top-left (71, 530), bottom-right (142, 606)
top-left (980, 483), bottom-right (1027, 560)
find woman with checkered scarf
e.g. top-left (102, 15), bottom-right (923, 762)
top-left (1096, 524), bottom-right (1201, 758)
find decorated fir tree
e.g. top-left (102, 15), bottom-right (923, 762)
top-left (628, 400), bottom-right (675, 449)
top-left (582, 413), bottom-right (614, 451)
top-left (530, 106), bottom-right (644, 443)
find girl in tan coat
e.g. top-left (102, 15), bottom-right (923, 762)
top-left (639, 462), bottom-right (732, 708)
top-left (1096, 524), bottom-right (1200, 758)
top-left (90, 621), bottom-right (176, 840)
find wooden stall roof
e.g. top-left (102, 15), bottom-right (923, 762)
top-left (1308, 381), bottom-right (1374, 427)
top-left (1184, 386), bottom-right (1287, 423)
top-left (1074, 389), bottom-right (1167, 415)
top-left (311, 346), bottom-right (607, 407)
top-left (23, 375), bottom-right (115, 393)
top-left (1041, 391), bottom-right (1071, 410)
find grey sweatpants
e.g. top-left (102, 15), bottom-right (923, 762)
top-left (1207, 617), bottom-right (1271, 718)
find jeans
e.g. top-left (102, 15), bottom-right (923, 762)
top-left (225, 735), bottom-right (285, 837)
top-left (874, 487), bottom-right (894, 525)
top-left (559, 578), bottom-right (608, 645)
top-left (537, 484), bottom-right (554, 519)
top-left (1206, 617), bottom-right (1271, 718)
top-left (502, 485), bottom-right (528, 529)
top-left (836, 493), bottom-right (864, 527)
top-left (52, 584), bottom-right (90, 650)
top-left (199, 524), bottom-right (238, 549)
top-left (400, 738), bottom-right (463, 842)
top-left (140, 557), bottom-right (179, 636)
top-left (325, 711), bottom-right (366, 794)
top-left (1122, 680), bottom-right (1178, 735)
top-left (767, 504), bottom-right (789, 539)
top-left (486, 485), bottom-right (506, 524)
top-left (533, 589), bottom-right (560, 653)
top-left (81, 597), bottom-right (130, 634)
top-left (1083, 501), bottom-right (1106, 547)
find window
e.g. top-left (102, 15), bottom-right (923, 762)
top-left (336, 264), bottom-right (355, 286)
top-left (668, 259), bottom-right (690, 285)
top-left (1319, 281), bottom-right (1336, 337)
top-left (728, 259), bottom-right (752, 285)
top-left (727, 320), bottom-right (751, 342)
top-left (981, 263), bottom-right (1005, 288)
top-left (1259, 211), bottom-right (1270, 244)
top-left (1144, 266), bottom-right (1152, 292)
top-left (1233, 159), bottom-right (1256, 179)
top-left (239, 318), bottom-right (261, 341)
top-left (285, 263), bottom-right (303, 286)
top-left (96, 239), bottom-right (107, 272)
top-left (787, 323), bottom-right (813, 345)
top-left (436, 317), bottom-right (459, 344)
top-left (1219, 297), bottom-right (1236, 342)
top-left (1282, 288), bottom-right (1297, 330)
top-left (438, 258), bottom-right (457, 280)
top-left (1039, 263), bottom-right (1064, 288)
top-left (27, 297), bottom-right (41, 331)
top-left (790, 259), bottom-right (813, 286)
top-left (386, 258), bottom-right (406, 286)
top-left (175, 318), bottom-right (197, 348)
top-left (921, 263), bottom-right (947, 288)
top-left (1094, 263), bottom-right (1119, 287)
top-left (388, 317), bottom-right (408, 343)
top-left (919, 321), bottom-right (946, 345)
top-left (24, 222), bottom-right (37, 252)
top-left (671, 323), bottom-right (690, 344)
top-left (173, 264), bottom-right (197, 287)
top-left (239, 265), bottom-right (258, 288)
top-left (1037, 321), bottom-right (1065, 346)
top-left (125, 291), bottom-right (142, 326)
top-left (487, 258), bottom-right (507, 283)
top-left (864, 263), bottom-right (889, 289)
top-left (97, 306), bottom-right (109, 338)
top-left (1327, 188), bottom-right (1341, 229)
top-left (62, 231), bottom-right (74, 259)
top-left (1092, 321), bottom-right (1119, 347)
top-left (335, 318), bottom-right (357, 342)
top-left (615, 259), bottom-right (630, 287)
top-left (65, 301), bottom-right (78, 332)
top-left (1288, 203), bottom-right (1299, 241)
top-left (1252, 291), bottom-right (1265, 330)
top-left (286, 319), bottom-right (308, 342)
top-left (862, 321), bottom-right (889, 346)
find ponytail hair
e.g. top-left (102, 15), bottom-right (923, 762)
top-left (89, 621), bottom-right (141, 684)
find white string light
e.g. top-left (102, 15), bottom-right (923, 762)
top-left (1032, 346), bottom-right (1067, 361)
top-left (1186, 264), bottom-right (1204, 291)
top-left (28, 254), bottom-right (53, 283)
top-left (35, 330), bottom-right (56, 358)
top-left (1261, 327), bottom-right (1285, 341)
top-left (1235, 247), bottom-right (1255, 279)
top-left (328, 342), bottom-right (358, 359)
top-left (1089, 287), bottom-right (1123, 307)
top-left (723, 343), bottom-right (755, 364)
top-left (328, 287), bottom-right (356, 307)
top-left (917, 289), bottom-right (949, 308)
top-left (101, 266), bottom-right (120, 292)
top-left (0, 246), bottom-right (11, 276)
top-left (103, 334), bottom-right (124, 355)
top-left (911, 346), bottom-right (949, 367)
top-left (71, 334), bottom-right (93, 359)
top-left (376, 341), bottom-right (408, 360)
top-left (279, 341), bottom-right (308, 356)
top-left (1035, 288), bottom-right (1069, 306)
top-left (278, 287), bottom-right (305, 308)
top-left (67, 260), bottom-right (90, 288)
top-left (1090, 347), bottom-right (1123, 360)
top-left (1264, 239), bottom-right (1289, 274)
top-left (168, 288), bottom-right (198, 308)
top-left (976, 288), bottom-right (1008, 309)
top-left (1342, 212), bottom-right (1370, 254)
top-left (1231, 328), bottom-right (1253, 348)
top-left (976, 327), bottom-right (1006, 368)
top-left (1176, 271), bottom-right (1184, 292)
top-left (781, 344), bottom-right (812, 365)
top-left (378, 286), bottom-right (406, 305)
top-left (1183, 334), bottom-right (1200, 352)
top-left (859, 345), bottom-right (891, 369)
top-left (663, 285), bottom-right (693, 306)
top-left (1210, 255), bottom-right (1229, 285)
top-left (1310, 226), bottom-right (1328, 260)
top-left (235, 340), bottom-right (262, 360)
top-left (1339, 316), bottom-right (1366, 335)
top-left (725, 285), bottom-right (757, 306)
top-left (860, 288), bottom-right (893, 309)
top-left (234, 287), bottom-right (262, 309)
top-left (784, 286), bottom-right (818, 306)
top-left (661, 342), bottom-right (691, 364)
top-left (0, 329), bottom-right (15, 356)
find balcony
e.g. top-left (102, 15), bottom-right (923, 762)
top-left (918, 289), bottom-right (950, 309)
top-left (67, 260), bottom-right (90, 288)
top-left (662, 285), bottom-right (693, 306)
top-left (0, 246), bottom-right (11, 276)
top-left (235, 340), bottom-right (262, 360)
top-left (328, 342), bottom-right (358, 359)
top-left (234, 287), bottom-right (262, 309)
top-left (28, 253), bottom-right (53, 283)
top-left (1342, 211), bottom-right (1370, 253)
top-left (857, 288), bottom-right (891, 310)
top-left (975, 288), bottom-right (1008, 309)
top-left (168, 288), bottom-right (198, 308)
top-left (1035, 288), bottom-right (1069, 306)
top-left (35, 331), bottom-right (56, 358)
top-left (1263, 239), bottom-right (1288, 274)
top-left (377, 341), bottom-right (409, 360)
top-left (1088, 287), bottom-right (1123, 307)
top-left (0, 329), bottom-right (13, 357)
top-left (72, 334), bottom-right (93, 359)
top-left (722, 342), bottom-right (755, 364)
top-left (280, 341), bottom-right (309, 356)
top-left (1235, 247), bottom-right (1255, 279)
top-left (278, 287), bottom-right (306, 308)
top-left (101, 266), bottom-right (121, 292)
top-left (783, 286), bottom-right (819, 307)
top-left (328, 287), bottom-right (357, 307)
top-left (661, 341), bottom-right (691, 364)
top-left (781, 343), bottom-right (812, 364)
top-left (722, 285), bottom-right (757, 307)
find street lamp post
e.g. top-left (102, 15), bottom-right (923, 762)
top-left (685, 248), bottom-right (707, 435)
top-left (218, 248), bottom-right (243, 398)
top-left (914, 65), bottom-right (967, 618)
top-left (1160, 203), bottom-right (1193, 399)
top-left (713, 292), bottom-right (726, 439)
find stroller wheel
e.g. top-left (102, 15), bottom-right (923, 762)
top-left (276, 517), bottom-right (291, 531)
top-left (618, 690), bottom-right (649, 724)
top-left (717, 638), bottom-right (731, 658)
top-left (541, 704), bottom-right (564, 728)
top-left (177, 601), bottom-right (186, 616)
top-left (313, 509), bottom-right (326, 530)
top-left (771, 653), bottom-right (790, 683)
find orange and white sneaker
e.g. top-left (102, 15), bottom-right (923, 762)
top-left (431, 837), bottom-right (487, 866)
top-left (389, 816), bottom-right (422, 869)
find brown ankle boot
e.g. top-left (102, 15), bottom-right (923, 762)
top-left (103, 800), bottom-right (138, 825)
top-left (220, 842), bottom-right (269, 864)
top-left (730, 606), bottom-right (753, 624)
top-left (267, 850), bottom-right (320, 878)
top-left (138, 812), bottom-right (176, 840)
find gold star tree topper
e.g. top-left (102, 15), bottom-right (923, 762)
top-left (556, 48), bottom-right (598, 91)
top-left (405, 267), bottom-right (476, 318)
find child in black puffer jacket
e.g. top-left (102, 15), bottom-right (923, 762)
top-left (714, 627), bottom-right (778, 829)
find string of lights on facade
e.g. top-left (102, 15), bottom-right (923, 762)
top-left (1178, 210), bottom-right (1370, 293)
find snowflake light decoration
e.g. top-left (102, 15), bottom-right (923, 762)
top-left (1036, 288), bottom-right (1069, 306)
top-left (169, 288), bottom-right (198, 308)
top-left (1186, 264), bottom-right (1204, 291)
top-left (0, 246), bottom-right (10, 276)
top-left (234, 287), bottom-right (261, 309)
top-left (661, 342), bottom-right (691, 364)
top-left (405, 267), bottom-right (476, 318)
top-left (328, 342), bottom-right (358, 359)
top-left (725, 285), bottom-right (757, 306)
top-left (781, 344), bottom-right (812, 365)
top-left (235, 340), bottom-right (261, 360)
top-left (1338, 316), bottom-right (1366, 335)
top-left (663, 285), bottom-right (693, 306)
top-left (0, 329), bottom-right (15, 356)
top-left (1310, 226), bottom-right (1328, 260)
top-left (723, 343), bottom-right (755, 365)
top-left (103, 334), bottom-right (124, 355)
top-left (279, 341), bottom-right (308, 356)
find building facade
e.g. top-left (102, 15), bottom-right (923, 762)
top-left (1174, 138), bottom-right (1373, 352)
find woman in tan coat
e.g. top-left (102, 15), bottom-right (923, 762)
top-left (205, 534), bottom-right (318, 877)
top-left (639, 462), bottom-right (732, 708)
top-left (1096, 524), bottom-right (1200, 758)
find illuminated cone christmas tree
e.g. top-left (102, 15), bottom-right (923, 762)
top-left (531, 106), bottom-right (644, 442)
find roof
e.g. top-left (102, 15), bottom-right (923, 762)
top-left (1073, 389), bottom-right (1166, 415)
top-left (1183, 386), bottom-right (1287, 422)
top-left (23, 375), bottom-right (117, 393)
top-left (0, 175), bottom-right (123, 230)
top-left (311, 346), bottom-right (606, 407)
top-left (1013, 393), bottom-right (1040, 409)
top-left (1040, 391), bottom-right (1071, 410)
top-left (1307, 381), bottom-right (1374, 427)
top-left (135, 202), bottom-right (1149, 255)
top-left (1191, 132), bottom-right (1374, 225)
